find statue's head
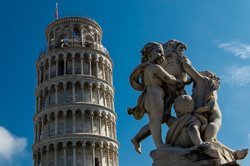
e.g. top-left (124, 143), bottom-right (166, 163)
top-left (163, 39), bottom-right (187, 57)
top-left (174, 95), bottom-right (194, 117)
top-left (141, 42), bottom-right (164, 64)
top-left (199, 71), bottom-right (220, 90)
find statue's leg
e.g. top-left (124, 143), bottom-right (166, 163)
top-left (131, 124), bottom-right (151, 154)
top-left (187, 120), bottom-right (203, 146)
top-left (145, 94), bottom-right (165, 149)
top-left (204, 122), bottom-right (220, 142)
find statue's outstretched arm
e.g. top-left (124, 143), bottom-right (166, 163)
top-left (150, 64), bottom-right (182, 86)
top-left (181, 57), bottom-right (203, 82)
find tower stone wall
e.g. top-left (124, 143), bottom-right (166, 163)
top-left (33, 17), bottom-right (118, 166)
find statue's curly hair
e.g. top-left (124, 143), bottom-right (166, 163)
top-left (140, 42), bottom-right (163, 63)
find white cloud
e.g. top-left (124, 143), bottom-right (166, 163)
top-left (222, 65), bottom-right (250, 86)
top-left (0, 126), bottom-right (27, 161)
top-left (216, 40), bottom-right (250, 59)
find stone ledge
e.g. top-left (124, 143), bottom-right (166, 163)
top-left (150, 142), bottom-right (240, 166)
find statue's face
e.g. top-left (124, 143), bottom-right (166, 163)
top-left (148, 46), bottom-right (165, 64)
top-left (163, 40), bottom-right (187, 56)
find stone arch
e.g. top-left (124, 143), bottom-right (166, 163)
top-left (49, 84), bottom-right (56, 105)
top-left (45, 59), bottom-right (49, 80)
top-left (39, 90), bottom-right (44, 111)
top-left (91, 54), bottom-right (97, 77)
top-left (83, 82), bottom-right (90, 103)
top-left (66, 109), bottom-right (73, 133)
top-left (75, 81), bottom-right (82, 102)
top-left (40, 62), bottom-right (44, 83)
top-left (44, 87), bottom-right (49, 108)
top-left (50, 56), bottom-right (56, 78)
top-left (57, 111), bottom-right (64, 135)
top-left (48, 112), bottom-right (55, 136)
top-left (66, 53), bottom-right (73, 74)
top-left (83, 109), bottom-right (91, 133)
top-left (48, 143), bottom-right (55, 165)
top-left (75, 109), bottom-right (82, 133)
top-left (57, 142), bottom-right (64, 165)
top-left (98, 56), bottom-right (104, 79)
top-left (75, 53), bottom-right (81, 74)
top-left (75, 141), bottom-right (83, 166)
top-left (58, 54), bottom-right (64, 76)
top-left (57, 82), bottom-right (64, 104)
top-left (43, 114), bottom-right (49, 139)
top-left (92, 83), bottom-right (98, 104)
top-left (99, 84), bottom-right (105, 106)
top-left (66, 81), bottom-right (73, 103)
top-left (66, 141), bottom-right (74, 165)
top-left (83, 53), bottom-right (89, 75)
top-left (85, 141), bottom-right (93, 165)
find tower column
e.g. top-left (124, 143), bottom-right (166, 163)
top-left (82, 143), bottom-right (86, 166)
top-left (72, 55), bottom-right (75, 75)
top-left (90, 84), bottom-right (93, 103)
top-left (100, 142), bottom-right (104, 166)
top-left (56, 57), bottom-right (58, 76)
top-left (54, 145), bottom-right (57, 166)
top-left (82, 111), bottom-right (85, 132)
top-left (97, 85), bottom-right (100, 104)
top-left (105, 116), bottom-right (108, 137)
top-left (73, 83), bottom-right (76, 102)
top-left (92, 143), bottom-right (95, 166)
top-left (91, 112), bottom-right (94, 133)
top-left (41, 119), bottom-right (44, 139)
top-left (63, 112), bottom-right (66, 134)
top-left (89, 57), bottom-right (92, 76)
top-left (99, 113), bottom-right (102, 135)
top-left (73, 110), bottom-right (76, 134)
top-left (107, 147), bottom-right (110, 166)
top-left (37, 122), bottom-right (40, 141)
top-left (110, 121), bottom-right (113, 138)
top-left (102, 62), bottom-right (105, 79)
top-left (63, 145), bottom-right (67, 166)
top-left (81, 56), bottom-right (84, 75)
top-left (49, 59), bottom-right (51, 79)
top-left (96, 59), bottom-right (99, 77)
top-left (64, 56), bottom-right (67, 75)
top-left (55, 86), bottom-right (58, 104)
top-left (73, 143), bottom-right (76, 166)
top-left (55, 112), bottom-right (58, 135)
top-left (40, 149), bottom-right (43, 166)
top-left (46, 147), bottom-right (49, 166)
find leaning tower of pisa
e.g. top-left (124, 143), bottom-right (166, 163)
top-left (33, 17), bottom-right (118, 166)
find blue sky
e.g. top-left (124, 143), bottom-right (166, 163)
top-left (0, 0), bottom-right (250, 165)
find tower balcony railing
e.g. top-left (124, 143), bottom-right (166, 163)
top-left (39, 40), bottom-right (109, 59)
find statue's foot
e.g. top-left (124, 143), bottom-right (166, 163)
top-left (131, 138), bottom-right (142, 154)
top-left (234, 149), bottom-right (248, 160)
top-left (127, 108), bottom-right (134, 115)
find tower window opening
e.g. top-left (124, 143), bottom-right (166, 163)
top-left (95, 158), bottom-right (100, 166)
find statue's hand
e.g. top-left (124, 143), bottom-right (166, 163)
top-left (176, 80), bottom-right (184, 89)
top-left (180, 56), bottom-right (191, 65)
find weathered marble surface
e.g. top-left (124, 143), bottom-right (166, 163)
top-left (150, 142), bottom-right (240, 166)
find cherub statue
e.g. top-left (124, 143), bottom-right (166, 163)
top-left (166, 94), bottom-right (248, 160)
top-left (180, 57), bottom-right (221, 142)
top-left (128, 40), bottom-right (188, 153)
top-left (128, 42), bottom-right (183, 148)
top-left (166, 95), bottom-right (208, 147)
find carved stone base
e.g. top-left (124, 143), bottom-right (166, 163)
top-left (150, 142), bottom-right (240, 166)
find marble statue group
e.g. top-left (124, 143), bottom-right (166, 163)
top-left (127, 40), bottom-right (248, 165)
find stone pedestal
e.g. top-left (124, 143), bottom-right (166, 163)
top-left (150, 142), bottom-right (240, 166)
